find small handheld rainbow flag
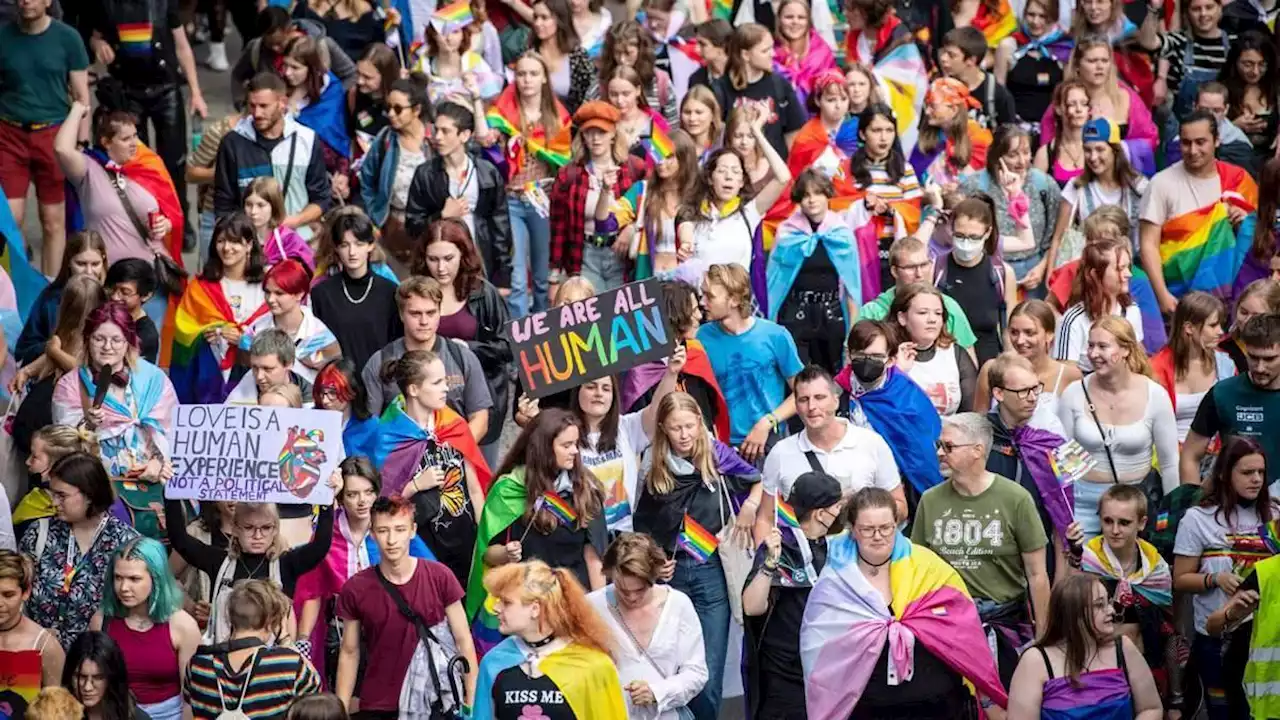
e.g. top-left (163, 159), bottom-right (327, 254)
top-left (643, 126), bottom-right (674, 164)
top-left (775, 496), bottom-right (800, 529)
top-left (677, 513), bottom-right (719, 563)
top-left (709, 0), bottom-right (732, 20)
top-left (431, 0), bottom-right (475, 34)
top-left (541, 491), bottom-right (578, 527)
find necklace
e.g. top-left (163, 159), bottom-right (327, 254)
top-left (858, 552), bottom-right (891, 577)
top-left (239, 555), bottom-right (268, 579)
top-left (343, 273), bottom-right (374, 304)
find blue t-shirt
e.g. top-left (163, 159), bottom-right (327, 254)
top-left (697, 318), bottom-right (803, 444)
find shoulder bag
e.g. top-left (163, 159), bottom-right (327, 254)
top-left (109, 170), bottom-right (188, 296)
top-left (375, 565), bottom-right (468, 720)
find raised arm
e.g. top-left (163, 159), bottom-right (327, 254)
top-left (54, 102), bottom-right (89, 183)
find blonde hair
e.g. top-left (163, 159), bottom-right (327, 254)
top-left (1091, 316), bottom-right (1153, 377)
top-left (1065, 38), bottom-right (1124, 120)
top-left (27, 687), bottom-right (83, 720)
top-left (554, 276), bottom-right (596, 305)
top-left (53, 274), bottom-right (106, 364)
top-left (260, 383), bottom-right (303, 408)
top-left (724, 106), bottom-right (762, 165)
top-left (1082, 203), bottom-right (1130, 242)
top-left (245, 176), bottom-right (287, 228)
top-left (681, 85), bottom-right (724, 145)
top-left (646, 392), bottom-right (719, 495)
top-left (226, 578), bottom-right (293, 638)
top-left (705, 263), bottom-right (753, 318)
top-left (484, 560), bottom-right (613, 654)
top-left (230, 503), bottom-right (289, 559)
top-left (33, 424), bottom-right (101, 463)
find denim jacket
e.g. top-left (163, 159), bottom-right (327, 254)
top-left (358, 126), bottom-right (418, 226)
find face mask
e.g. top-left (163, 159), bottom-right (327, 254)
top-left (851, 356), bottom-right (886, 384)
top-left (952, 237), bottom-right (985, 262)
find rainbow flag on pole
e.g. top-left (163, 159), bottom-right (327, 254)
top-left (644, 126), bottom-right (674, 164)
top-left (677, 513), bottom-right (719, 563)
top-left (431, 0), bottom-right (474, 33)
top-left (541, 491), bottom-right (578, 527)
top-left (776, 497), bottom-right (801, 529)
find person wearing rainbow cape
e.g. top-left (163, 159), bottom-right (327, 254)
top-left (471, 560), bottom-right (627, 719)
top-left (800, 487), bottom-right (1008, 719)
top-left (1138, 111), bottom-right (1258, 316)
top-left (374, 350), bottom-right (492, 589)
top-left (465, 408), bottom-right (608, 657)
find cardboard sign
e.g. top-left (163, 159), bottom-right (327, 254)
top-left (510, 279), bottom-right (675, 398)
top-left (163, 405), bottom-right (343, 504)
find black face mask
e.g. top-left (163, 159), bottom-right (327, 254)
top-left (851, 357), bottom-right (886, 384)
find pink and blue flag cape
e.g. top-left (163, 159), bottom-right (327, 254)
top-left (801, 532), bottom-right (1007, 719)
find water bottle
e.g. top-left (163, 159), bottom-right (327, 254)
top-left (191, 114), bottom-right (204, 152)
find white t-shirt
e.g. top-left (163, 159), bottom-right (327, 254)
top-left (1053, 301), bottom-right (1145, 371)
top-left (247, 305), bottom-right (337, 383)
top-left (1174, 503), bottom-right (1274, 634)
top-left (580, 412), bottom-right (650, 532)
top-left (1138, 161), bottom-right (1224, 228)
top-left (220, 278), bottom-right (266, 325)
top-left (908, 345), bottom-right (962, 416)
top-left (762, 419), bottom-right (900, 500)
top-left (691, 203), bottom-right (761, 273)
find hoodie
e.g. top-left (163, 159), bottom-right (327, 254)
top-left (212, 115), bottom-right (332, 229)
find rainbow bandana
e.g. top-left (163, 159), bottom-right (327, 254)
top-left (1159, 161), bottom-right (1257, 301)
top-left (801, 533), bottom-right (1008, 718)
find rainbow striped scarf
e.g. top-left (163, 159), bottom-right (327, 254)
top-left (1159, 161), bottom-right (1257, 301)
top-left (485, 86), bottom-right (571, 181)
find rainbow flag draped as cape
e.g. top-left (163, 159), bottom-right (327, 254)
top-left (373, 396), bottom-right (493, 498)
top-left (169, 278), bottom-right (269, 404)
top-left (465, 468), bottom-right (532, 655)
top-left (801, 533), bottom-right (1007, 719)
top-left (484, 86), bottom-right (571, 181)
top-left (1159, 162), bottom-right (1257, 302)
top-left (472, 638), bottom-right (627, 720)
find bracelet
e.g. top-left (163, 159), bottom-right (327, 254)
top-left (762, 562), bottom-right (778, 574)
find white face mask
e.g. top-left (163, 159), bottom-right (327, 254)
top-left (952, 237), bottom-right (985, 262)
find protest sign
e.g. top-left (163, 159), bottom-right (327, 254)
top-left (164, 405), bottom-right (343, 504)
top-left (510, 278), bottom-right (675, 398)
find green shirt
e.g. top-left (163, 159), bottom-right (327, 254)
top-left (860, 287), bottom-right (979, 348)
top-left (0, 19), bottom-right (89, 125)
top-left (911, 474), bottom-right (1047, 604)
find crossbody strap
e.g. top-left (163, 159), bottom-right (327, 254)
top-left (1080, 379), bottom-right (1120, 483)
top-left (280, 134), bottom-right (299, 202)
top-left (802, 450), bottom-right (824, 474)
top-left (217, 641), bottom-right (267, 713)
top-left (374, 565), bottom-right (448, 706)
top-left (109, 172), bottom-right (154, 251)
top-left (606, 588), bottom-right (671, 680)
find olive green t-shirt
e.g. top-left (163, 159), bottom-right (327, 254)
top-left (911, 474), bottom-right (1048, 604)
top-left (0, 19), bottom-right (89, 125)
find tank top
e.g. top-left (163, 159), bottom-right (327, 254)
top-left (908, 345), bottom-right (962, 416)
top-left (107, 617), bottom-right (180, 703)
top-left (0, 628), bottom-right (49, 718)
top-left (942, 253), bottom-right (1002, 367)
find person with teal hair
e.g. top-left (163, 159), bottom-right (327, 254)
top-left (89, 537), bottom-right (202, 720)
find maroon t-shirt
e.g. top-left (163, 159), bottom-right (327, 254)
top-left (336, 559), bottom-right (465, 711)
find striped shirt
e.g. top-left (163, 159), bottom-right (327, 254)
top-left (185, 645), bottom-right (321, 719)
top-left (854, 161), bottom-right (923, 287)
top-left (1052, 301), bottom-right (1144, 372)
top-left (1159, 31), bottom-right (1234, 88)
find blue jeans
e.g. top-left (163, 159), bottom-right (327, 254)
top-left (1007, 253), bottom-right (1047, 300)
top-left (507, 195), bottom-right (550, 317)
top-left (143, 288), bottom-right (168, 330)
top-left (669, 552), bottom-right (728, 720)
top-left (581, 242), bottom-right (625, 293)
top-left (1193, 632), bottom-right (1248, 720)
top-left (197, 211), bottom-right (215, 272)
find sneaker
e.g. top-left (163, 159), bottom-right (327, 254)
top-left (206, 42), bottom-right (229, 71)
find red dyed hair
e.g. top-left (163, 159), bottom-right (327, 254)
top-left (414, 219), bottom-right (485, 298)
top-left (314, 361), bottom-right (355, 404)
top-left (264, 258), bottom-right (312, 297)
top-left (83, 301), bottom-right (140, 354)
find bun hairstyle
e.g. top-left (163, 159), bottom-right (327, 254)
top-left (379, 349), bottom-right (443, 395)
top-left (34, 425), bottom-right (101, 462)
top-left (484, 560), bottom-right (613, 654)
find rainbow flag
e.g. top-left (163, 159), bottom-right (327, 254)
top-left (776, 496), bottom-right (800, 529)
top-left (1159, 202), bottom-right (1244, 301)
top-left (431, 0), bottom-right (474, 34)
top-left (485, 87), bottom-right (571, 180)
top-left (709, 0), bottom-right (732, 20)
top-left (116, 22), bottom-right (153, 58)
top-left (644, 126), bottom-right (674, 164)
top-left (542, 491), bottom-right (578, 527)
top-left (677, 513), bottom-right (718, 563)
top-left (975, 0), bottom-right (1017, 47)
top-left (169, 278), bottom-right (268, 404)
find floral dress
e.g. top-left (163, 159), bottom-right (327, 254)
top-left (19, 516), bottom-right (139, 649)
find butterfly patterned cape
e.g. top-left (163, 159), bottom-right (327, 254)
top-left (373, 396), bottom-right (492, 500)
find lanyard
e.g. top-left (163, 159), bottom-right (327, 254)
top-left (449, 158), bottom-right (475, 201)
top-left (62, 517), bottom-right (109, 594)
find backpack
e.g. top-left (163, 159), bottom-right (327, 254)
top-left (933, 255), bottom-right (1008, 350)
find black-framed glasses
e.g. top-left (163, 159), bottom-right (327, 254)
top-left (952, 232), bottom-right (988, 244)
top-left (936, 440), bottom-right (976, 454)
top-left (893, 260), bottom-right (932, 273)
top-left (998, 383), bottom-right (1044, 401)
top-left (386, 104), bottom-right (414, 116)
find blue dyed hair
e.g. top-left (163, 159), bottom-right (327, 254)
top-left (101, 537), bottom-right (184, 622)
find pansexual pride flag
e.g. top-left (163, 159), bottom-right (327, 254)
top-left (677, 513), bottom-right (718, 563)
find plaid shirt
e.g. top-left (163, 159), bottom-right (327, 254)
top-left (549, 156), bottom-right (647, 280)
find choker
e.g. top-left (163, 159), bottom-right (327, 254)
top-left (858, 551), bottom-right (891, 577)
top-left (527, 633), bottom-right (556, 648)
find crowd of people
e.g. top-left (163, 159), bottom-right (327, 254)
top-left (0, 0), bottom-right (1278, 715)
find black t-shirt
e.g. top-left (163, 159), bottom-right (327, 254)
top-left (411, 436), bottom-right (479, 587)
top-left (628, 373), bottom-right (721, 438)
top-left (714, 73), bottom-right (806, 160)
top-left (350, 86), bottom-right (391, 142)
top-left (851, 628), bottom-right (970, 719)
top-left (789, 237), bottom-right (839, 296)
top-left (967, 72), bottom-right (1018, 131)
top-left (493, 667), bottom-right (576, 720)
top-left (747, 538), bottom-right (829, 687)
top-left (311, 272), bottom-right (403, 373)
top-left (1006, 52), bottom-right (1063, 126)
top-left (688, 67), bottom-right (722, 93)
top-left (491, 497), bottom-right (608, 591)
top-left (940, 254), bottom-right (1002, 367)
top-left (94, 0), bottom-right (183, 88)
top-left (135, 314), bottom-right (160, 364)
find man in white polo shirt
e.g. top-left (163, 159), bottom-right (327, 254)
top-left (754, 365), bottom-right (906, 541)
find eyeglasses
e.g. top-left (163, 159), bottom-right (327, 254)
top-left (998, 383), bottom-right (1044, 401)
top-left (50, 489), bottom-right (82, 505)
top-left (240, 524), bottom-right (277, 537)
top-left (850, 352), bottom-right (889, 363)
top-left (936, 440), bottom-right (976, 454)
top-left (386, 104), bottom-right (414, 115)
top-left (317, 387), bottom-right (340, 400)
top-left (89, 335), bottom-right (127, 348)
top-left (110, 285), bottom-right (138, 298)
top-left (854, 524), bottom-right (896, 538)
top-left (952, 232), bottom-right (988, 244)
top-left (893, 260), bottom-right (932, 273)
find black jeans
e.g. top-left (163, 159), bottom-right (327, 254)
top-left (118, 83), bottom-right (191, 235)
